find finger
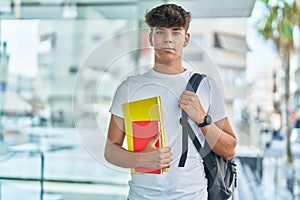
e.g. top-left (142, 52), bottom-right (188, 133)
top-left (160, 152), bottom-right (172, 160)
top-left (182, 94), bottom-right (198, 102)
top-left (159, 146), bottom-right (171, 154)
top-left (148, 133), bottom-right (160, 147)
top-left (181, 100), bottom-right (198, 109)
top-left (162, 157), bottom-right (172, 167)
top-left (181, 90), bottom-right (196, 97)
top-left (179, 98), bottom-right (191, 105)
top-left (178, 103), bottom-right (194, 111)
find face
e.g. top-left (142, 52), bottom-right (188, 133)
top-left (149, 27), bottom-right (190, 64)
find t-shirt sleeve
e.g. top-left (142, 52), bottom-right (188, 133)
top-left (207, 77), bottom-right (227, 122)
top-left (109, 79), bottom-right (129, 118)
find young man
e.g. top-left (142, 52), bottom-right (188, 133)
top-left (105, 4), bottom-right (236, 200)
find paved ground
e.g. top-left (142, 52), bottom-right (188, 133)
top-left (1, 127), bottom-right (300, 200)
top-left (235, 140), bottom-right (300, 200)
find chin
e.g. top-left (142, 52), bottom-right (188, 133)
top-left (156, 53), bottom-right (180, 62)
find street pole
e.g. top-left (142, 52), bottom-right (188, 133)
top-left (0, 41), bottom-right (9, 142)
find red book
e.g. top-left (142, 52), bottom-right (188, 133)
top-left (132, 120), bottom-right (161, 174)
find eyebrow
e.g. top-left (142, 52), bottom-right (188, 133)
top-left (172, 27), bottom-right (183, 31)
top-left (156, 27), bottom-right (183, 31)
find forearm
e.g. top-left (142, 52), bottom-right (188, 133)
top-left (104, 141), bottom-right (142, 169)
top-left (200, 121), bottom-right (237, 160)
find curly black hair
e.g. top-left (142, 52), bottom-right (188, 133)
top-left (145, 4), bottom-right (192, 31)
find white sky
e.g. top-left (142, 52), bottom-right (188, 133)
top-left (246, 1), bottom-right (278, 83)
top-left (1, 20), bottom-right (39, 78)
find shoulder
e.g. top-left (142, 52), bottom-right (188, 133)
top-left (115, 71), bottom-right (154, 95)
top-left (190, 72), bottom-right (224, 98)
top-left (118, 73), bottom-right (144, 87)
top-left (189, 71), bottom-right (213, 89)
top-left (188, 69), bottom-right (224, 94)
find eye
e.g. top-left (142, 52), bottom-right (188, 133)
top-left (173, 31), bottom-right (181, 35)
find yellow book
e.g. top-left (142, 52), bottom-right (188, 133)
top-left (122, 96), bottom-right (167, 174)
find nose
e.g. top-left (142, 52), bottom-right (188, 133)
top-left (164, 31), bottom-right (172, 43)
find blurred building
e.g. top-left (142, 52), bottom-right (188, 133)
top-left (0, 1), bottom-right (259, 199)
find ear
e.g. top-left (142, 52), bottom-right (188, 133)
top-left (149, 31), bottom-right (153, 47)
top-left (183, 33), bottom-right (190, 47)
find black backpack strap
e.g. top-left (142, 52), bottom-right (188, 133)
top-left (178, 73), bottom-right (206, 167)
top-left (186, 73), bottom-right (204, 92)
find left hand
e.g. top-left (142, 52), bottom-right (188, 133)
top-left (178, 90), bottom-right (206, 124)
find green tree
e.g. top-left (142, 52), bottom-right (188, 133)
top-left (257, 0), bottom-right (300, 163)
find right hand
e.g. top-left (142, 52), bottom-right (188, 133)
top-left (139, 134), bottom-right (172, 170)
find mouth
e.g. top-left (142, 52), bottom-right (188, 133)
top-left (161, 47), bottom-right (175, 52)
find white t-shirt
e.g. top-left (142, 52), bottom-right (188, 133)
top-left (110, 69), bottom-right (226, 200)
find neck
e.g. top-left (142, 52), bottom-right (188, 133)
top-left (153, 58), bottom-right (185, 75)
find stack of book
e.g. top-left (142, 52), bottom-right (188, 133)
top-left (123, 96), bottom-right (167, 174)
